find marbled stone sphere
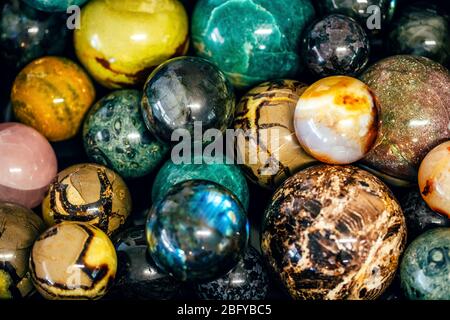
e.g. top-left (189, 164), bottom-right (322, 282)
top-left (141, 56), bottom-right (235, 142)
top-left (152, 155), bottom-right (249, 210)
top-left (0, 123), bottom-right (57, 208)
top-left (360, 55), bottom-right (450, 182)
top-left (294, 76), bottom-right (379, 164)
top-left (195, 246), bottom-right (269, 300)
top-left (388, 3), bottom-right (450, 66)
top-left (401, 228), bottom-right (450, 300)
top-left (192, 0), bottom-right (316, 89)
top-left (302, 14), bottom-right (370, 77)
top-left (83, 90), bottom-right (168, 179)
top-left (261, 165), bottom-right (406, 300)
top-left (146, 180), bottom-right (249, 282)
top-left (418, 141), bottom-right (450, 218)
top-left (23, 0), bottom-right (90, 12)
top-left (0, 0), bottom-right (68, 71)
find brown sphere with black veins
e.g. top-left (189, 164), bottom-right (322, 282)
top-left (360, 55), bottom-right (450, 182)
top-left (261, 165), bottom-right (406, 300)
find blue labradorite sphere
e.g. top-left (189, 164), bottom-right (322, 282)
top-left (401, 228), bottom-right (450, 300)
top-left (146, 180), bottom-right (249, 282)
top-left (83, 90), bottom-right (168, 179)
top-left (152, 155), bottom-right (249, 210)
top-left (23, 0), bottom-right (90, 12)
top-left (192, 0), bottom-right (316, 89)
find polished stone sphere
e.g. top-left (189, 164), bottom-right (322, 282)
top-left (146, 180), bottom-right (249, 282)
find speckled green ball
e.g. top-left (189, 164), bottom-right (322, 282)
top-left (152, 156), bottom-right (250, 210)
top-left (83, 90), bottom-right (169, 179)
top-left (400, 228), bottom-right (450, 300)
top-left (192, 0), bottom-right (315, 89)
top-left (23, 0), bottom-right (90, 12)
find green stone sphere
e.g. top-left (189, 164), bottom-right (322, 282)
top-left (400, 228), bottom-right (450, 300)
top-left (83, 90), bottom-right (169, 179)
top-left (152, 156), bottom-right (250, 210)
top-left (192, 0), bottom-right (315, 89)
top-left (23, 0), bottom-right (89, 12)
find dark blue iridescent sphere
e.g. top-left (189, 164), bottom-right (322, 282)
top-left (146, 180), bottom-right (249, 282)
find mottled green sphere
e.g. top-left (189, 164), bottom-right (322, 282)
top-left (192, 0), bottom-right (315, 89)
top-left (83, 90), bottom-right (169, 179)
top-left (152, 156), bottom-right (249, 210)
top-left (401, 228), bottom-right (450, 300)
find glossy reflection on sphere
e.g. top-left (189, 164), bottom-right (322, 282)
top-left (389, 3), bottom-right (450, 66)
top-left (23, 0), bottom-right (90, 12)
top-left (0, 0), bottom-right (68, 71)
top-left (192, 0), bottom-right (316, 89)
top-left (0, 123), bottom-right (57, 209)
top-left (83, 90), bottom-right (169, 179)
top-left (0, 202), bottom-right (45, 299)
top-left (195, 246), bottom-right (269, 300)
top-left (360, 55), bottom-right (450, 182)
top-left (146, 180), bottom-right (249, 282)
top-left (141, 56), bottom-right (235, 142)
top-left (42, 164), bottom-right (132, 236)
top-left (401, 228), bottom-right (450, 300)
top-left (234, 80), bottom-right (317, 189)
top-left (262, 165), bottom-right (406, 300)
top-left (108, 227), bottom-right (181, 300)
top-left (152, 155), bottom-right (249, 210)
top-left (11, 56), bottom-right (96, 142)
top-left (30, 221), bottom-right (117, 300)
top-left (74, 0), bottom-right (189, 89)
top-left (418, 141), bottom-right (450, 218)
top-left (303, 14), bottom-right (370, 77)
top-left (294, 76), bottom-right (379, 164)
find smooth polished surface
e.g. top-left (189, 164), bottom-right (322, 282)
top-left (23, 0), bottom-right (90, 12)
top-left (303, 14), bottom-right (370, 77)
top-left (0, 123), bottom-right (57, 208)
top-left (146, 180), bottom-right (249, 282)
top-left (0, 202), bottom-right (45, 299)
top-left (388, 3), bottom-right (450, 66)
top-left (294, 76), bottom-right (379, 164)
top-left (192, 0), bottom-right (315, 89)
top-left (401, 190), bottom-right (450, 239)
top-left (195, 246), bottom-right (269, 300)
top-left (141, 56), bottom-right (235, 142)
top-left (30, 221), bottom-right (117, 300)
top-left (0, 0), bottom-right (68, 71)
top-left (42, 163), bottom-right (132, 235)
top-left (11, 56), bottom-right (96, 142)
top-left (74, 0), bottom-right (189, 88)
top-left (418, 141), bottom-right (450, 218)
top-left (261, 165), bottom-right (406, 300)
top-left (401, 228), bottom-right (450, 300)
top-left (108, 227), bottom-right (181, 300)
top-left (152, 155), bottom-right (249, 210)
top-left (316, 0), bottom-right (396, 35)
top-left (83, 90), bottom-right (168, 179)
top-left (360, 55), bottom-right (450, 182)
top-left (234, 80), bottom-right (317, 189)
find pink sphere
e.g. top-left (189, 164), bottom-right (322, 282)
top-left (0, 123), bottom-right (57, 208)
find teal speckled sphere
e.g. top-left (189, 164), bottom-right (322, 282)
top-left (23, 0), bottom-right (90, 12)
top-left (192, 0), bottom-right (315, 89)
top-left (83, 90), bottom-right (169, 179)
top-left (152, 156), bottom-right (249, 210)
top-left (400, 228), bottom-right (450, 300)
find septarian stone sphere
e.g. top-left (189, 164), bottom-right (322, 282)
top-left (261, 165), bottom-right (406, 300)
top-left (294, 76), bottom-right (379, 164)
top-left (418, 141), bottom-right (450, 218)
top-left (146, 180), bottom-right (249, 282)
top-left (360, 55), bottom-right (450, 182)
top-left (192, 0), bottom-right (316, 89)
top-left (400, 228), bottom-right (450, 300)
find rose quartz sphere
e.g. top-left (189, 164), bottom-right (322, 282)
top-left (0, 123), bottom-right (57, 208)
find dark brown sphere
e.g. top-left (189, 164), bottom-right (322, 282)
top-left (261, 165), bottom-right (406, 300)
